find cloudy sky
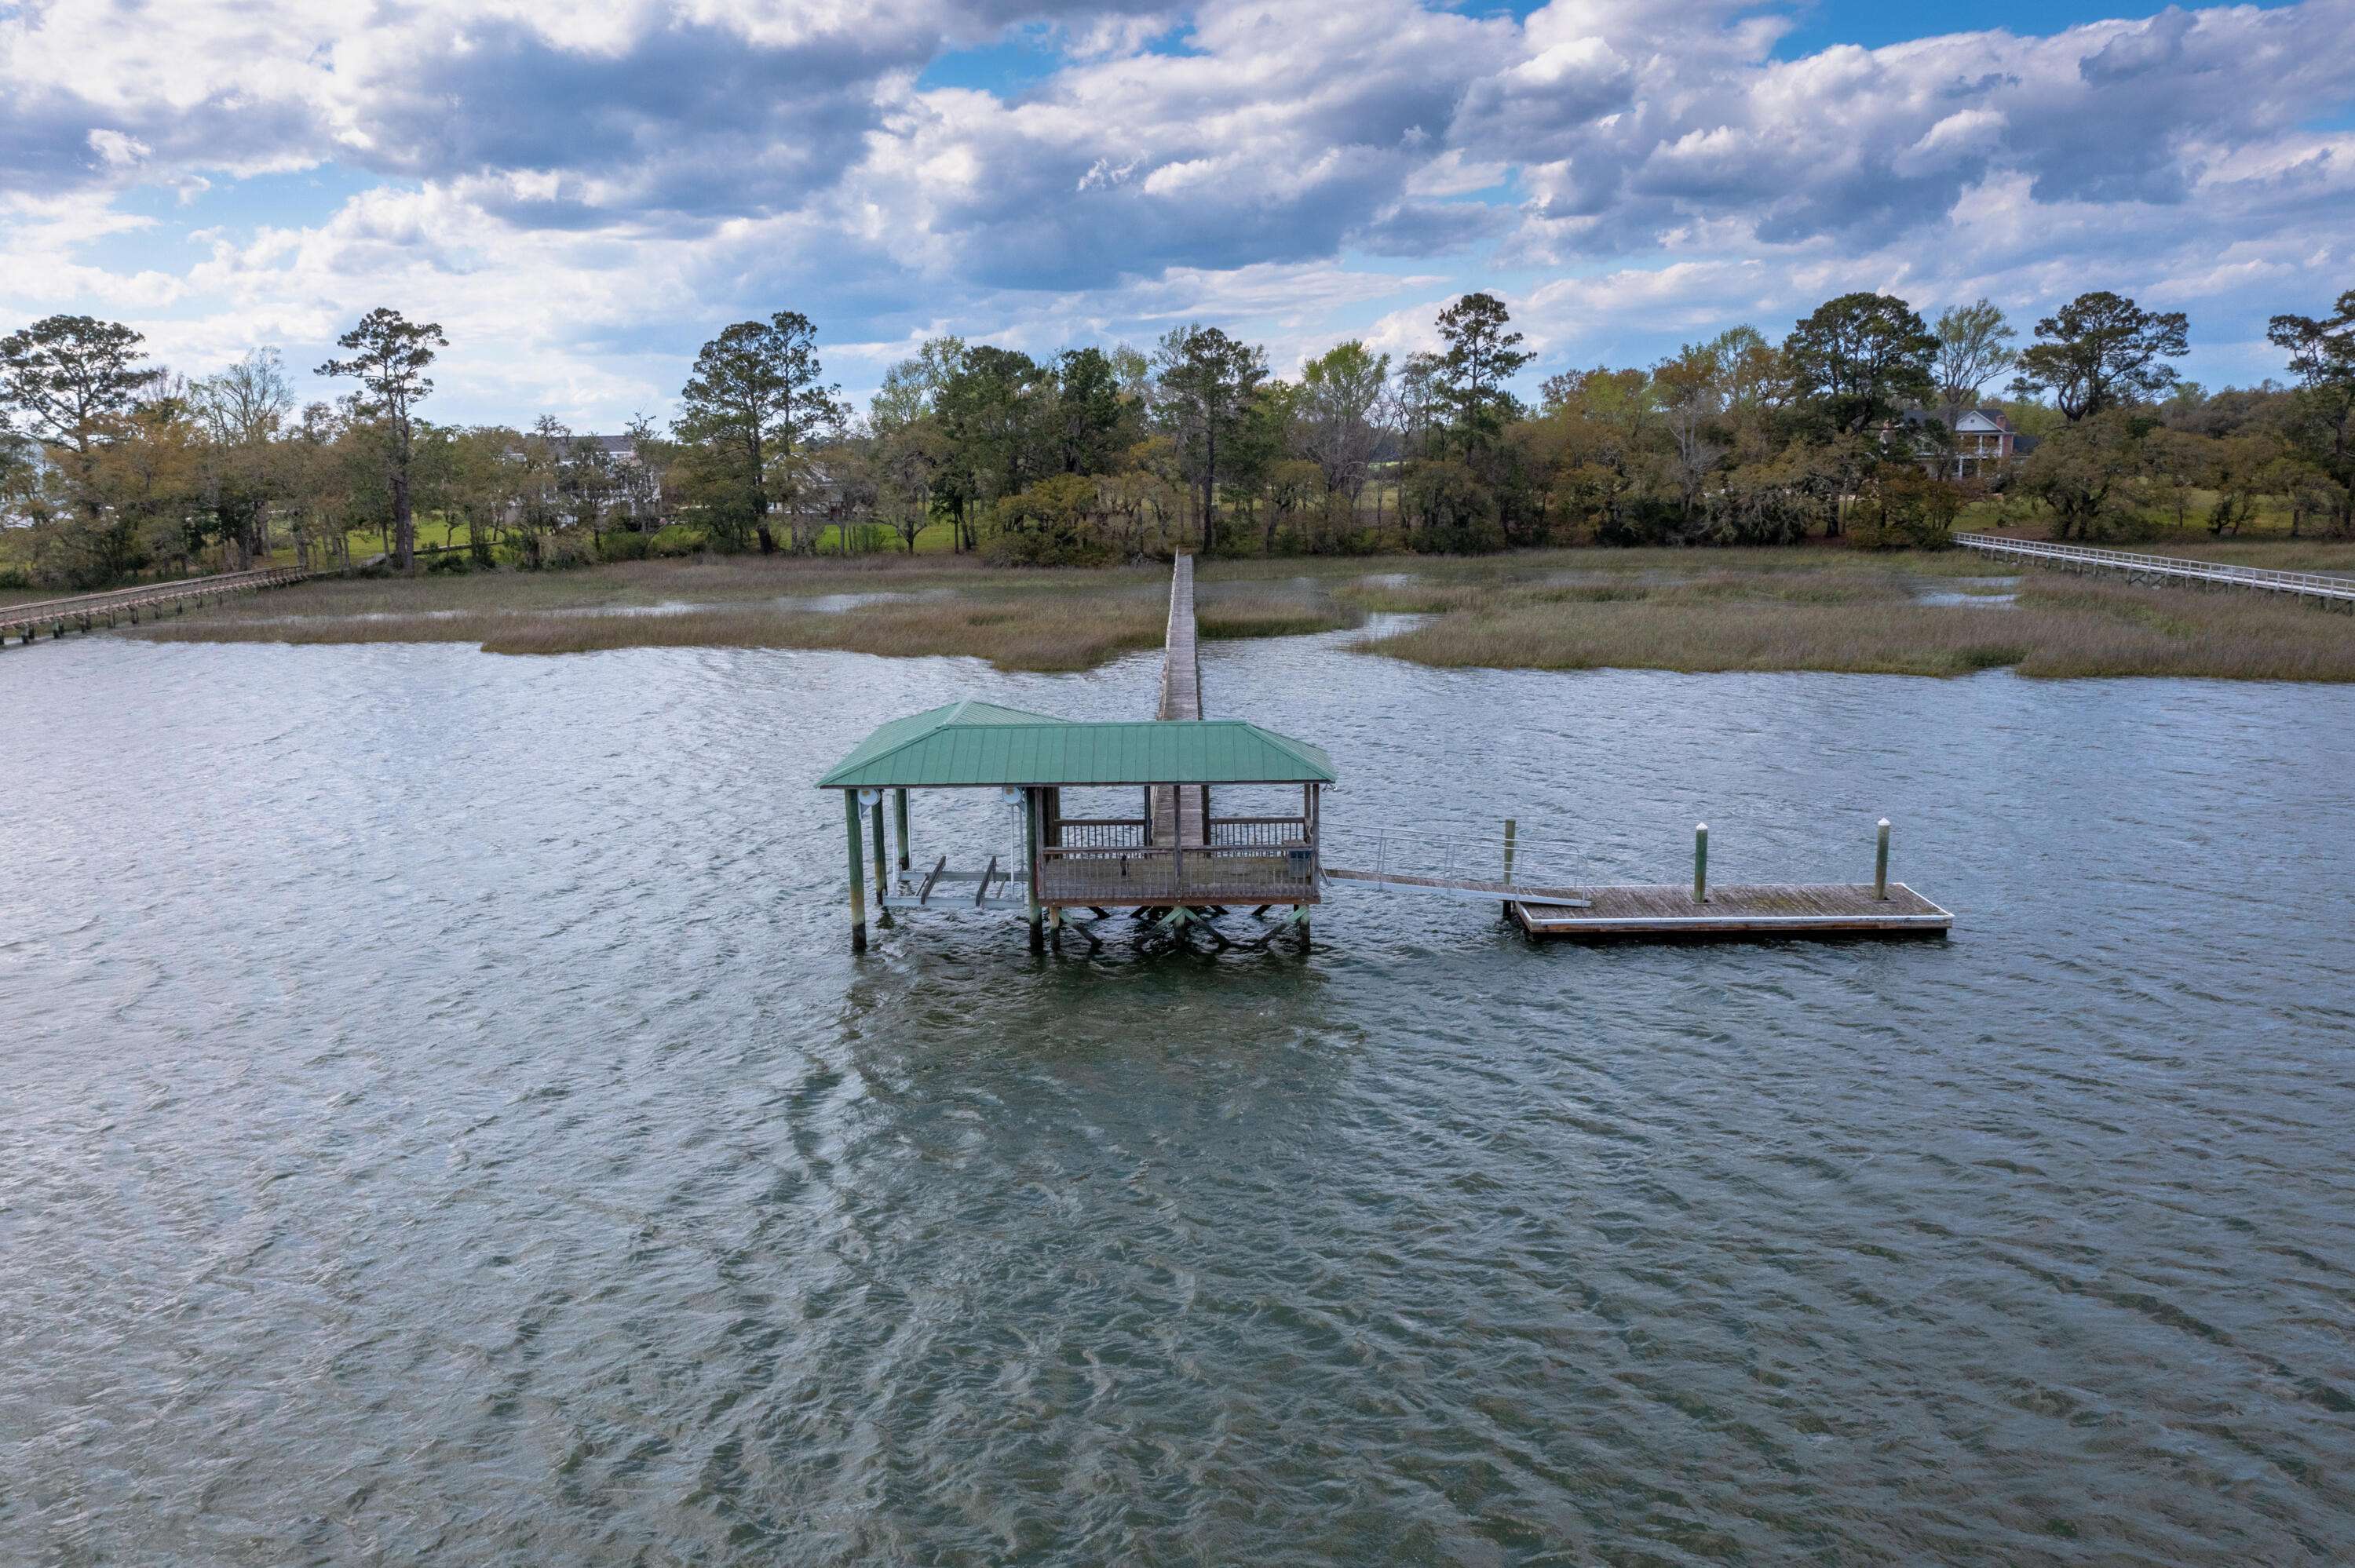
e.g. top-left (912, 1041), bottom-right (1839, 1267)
top-left (3, 0), bottom-right (2350, 428)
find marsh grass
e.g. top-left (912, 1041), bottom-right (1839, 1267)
top-left (121, 542), bottom-right (2355, 680)
top-left (1360, 573), bottom-right (2355, 680)
top-left (134, 568), bottom-right (1356, 672)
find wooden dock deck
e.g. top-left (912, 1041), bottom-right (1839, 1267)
top-left (1511, 882), bottom-right (1952, 941)
top-left (1148, 554), bottom-right (1207, 849)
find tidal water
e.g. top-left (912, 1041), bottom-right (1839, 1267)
top-left (5, 627), bottom-right (2354, 1566)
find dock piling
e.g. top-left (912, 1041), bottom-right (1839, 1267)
top-left (1026, 789), bottom-right (1044, 953)
top-left (1501, 818), bottom-right (1517, 919)
top-left (1693, 823), bottom-right (1709, 904)
top-left (894, 789), bottom-right (911, 871)
top-left (845, 793), bottom-right (868, 954)
top-left (869, 790), bottom-right (893, 928)
top-left (1875, 819), bottom-right (1891, 900)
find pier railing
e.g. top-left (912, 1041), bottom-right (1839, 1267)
top-left (2, 563), bottom-right (326, 646)
top-left (1204, 816), bottom-right (1310, 848)
top-left (1044, 812), bottom-right (1316, 903)
top-left (1057, 819), bottom-right (1150, 849)
top-left (1037, 840), bottom-right (1320, 904)
top-left (1953, 533), bottom-right (2355, 604)
top-left (1056, 815), bottom-right (1309, 851)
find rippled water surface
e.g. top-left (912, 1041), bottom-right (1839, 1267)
top-left (7, 629), bottom-right (2355, 1566)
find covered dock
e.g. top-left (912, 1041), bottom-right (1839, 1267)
top-left (818, 698), bottom-right (1333, 951)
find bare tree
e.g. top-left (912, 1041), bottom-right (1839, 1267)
top-left (192, 348), bottom-right (293, 568)
top-left (1932, 299), bottom-right (2017, 427)
top-left (1652, 340), bottom-right (1728, 520)
top-left (1298, 341), bottom-right (1389, 520)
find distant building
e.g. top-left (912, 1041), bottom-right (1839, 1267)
top-left (579, 432), bottom-right (666, 523)
top-left (1893, 407), bottom-right (2039, 480)
top-left (1947, 407), bottom-right (2037, 477)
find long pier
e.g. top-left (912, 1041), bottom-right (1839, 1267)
top-left (1953, 533), bottom-right (2355, 607)
top-left (2, 564), bottom-right (327, 647)
top-left (1148, 554), bottom-right (1206, 848)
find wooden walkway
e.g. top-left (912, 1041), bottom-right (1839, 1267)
top-left (1954, 533), bottom-right (2355, 607)
top-left (1511, 882), bottom-right (1952, 941)
top-left (2, 563), bottom-right (340, 647)
top-left (1148, 555), bottom-right (1207, 848)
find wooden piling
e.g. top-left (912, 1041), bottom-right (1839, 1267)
top-left (1026, 789), bottom-right (1045, 952)
top-left (871, 792), bottom-right (893, 928)
top-left (1875, 819), bottom-right (1891, 900)
top-left (894, 788), bottom-right (911, 871)
top-left (845, 792), bottom-right (867, 953)
top-left (1693, 823), bottom-right (1709, 904)
top-left (1501, 818), bottom-right (1517, 919)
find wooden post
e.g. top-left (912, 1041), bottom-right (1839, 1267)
top-left (1692, 822), bottom-right (1709, 904)
top-left (1026, 789), bottom-right (1044, 953)
top-left (894, 789), bottom-right (911, 871)
top-left (844, 792), bottom-right (867, 953)
top-left (1875, 818), bottom-right (1891, 900)
top-left (1501, 817), bottom-right (1517, 919)
top-left (870, 792), bottom-right (893, 928)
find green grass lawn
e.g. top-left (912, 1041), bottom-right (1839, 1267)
top-left (1955, 488), bottom-right (2339, 549)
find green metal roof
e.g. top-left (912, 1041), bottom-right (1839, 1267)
top-left (816, 699), bottom-right (1072, 785)
top-left (819, 710), bottom-right (1335, 789)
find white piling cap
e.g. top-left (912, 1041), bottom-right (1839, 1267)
top-left (1878, 817), bottom-right (1892, 827)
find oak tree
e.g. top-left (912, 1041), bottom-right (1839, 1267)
top-left (2010, 290), bottom-right (2188, 422)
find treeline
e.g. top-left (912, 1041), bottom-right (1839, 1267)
top-left (2, 283), bottom-right (2350, 589)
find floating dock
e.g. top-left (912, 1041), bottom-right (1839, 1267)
top-left (1512, 882), bottom-right (1952, 942)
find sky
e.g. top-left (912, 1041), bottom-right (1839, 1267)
top-left (2, 0), bottom-right (2350, 429)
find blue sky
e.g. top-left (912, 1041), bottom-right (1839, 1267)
top-left (2, 0), bottom-right (2350, 427)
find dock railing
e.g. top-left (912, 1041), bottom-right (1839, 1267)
top-left (1040, 812), bottom-right (1316, 904)
top-left (1952, 533), bottom-right (2355, 603)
